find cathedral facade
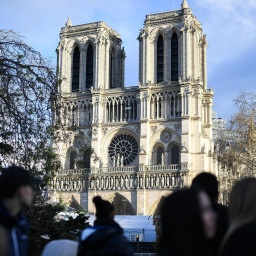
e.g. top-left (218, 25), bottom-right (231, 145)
top-left (51, 0), bottom-right (216, 215)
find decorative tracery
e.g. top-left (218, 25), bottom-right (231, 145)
top-left (108, 134), bottom-right (139, 166)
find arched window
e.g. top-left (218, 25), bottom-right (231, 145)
top-left (70, 151), bottom-right (77, 169)
top-left (156, 146), bottom-right (164, 165)
top-left (109, 48), bottom-right (115, 88)
top-left (72, 46), bottom-right (80, 92)
top-left (86, 44), bottom-right (94, 88)
top-left (157, 35), bottom-right (164, 83)
top-left (83, 151), bottom-right (91, 169)
top-left (171, 33), bottom-right (178, 81)
top-left (171, 145), bottom-right (180, 164)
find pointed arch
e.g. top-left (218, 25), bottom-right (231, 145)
top-left (171, 32), bottom-right (178, 81)
top-left (157, 34), bottom-right (164, 83)
top-left (152, 143), bottom-right (165, 165)
top-left (86, 44), bottom-right (94, 88)
top-left (147, 196), bottom-right (166, 216)
top-left (109, 47), bottom-right (116, 88)
top-left (70, 150), bottom-right (77, 169)
top-left (83, 150), bottom-right (91, 169)
top-left (107, 192), bottom-right (136, 215)
top-left (167, 143), bottom-right (180, 164)
top-left (72, 46), bottom-right (80, 92)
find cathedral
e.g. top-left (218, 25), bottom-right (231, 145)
top-left (51, 0), bottom-right (216, 215)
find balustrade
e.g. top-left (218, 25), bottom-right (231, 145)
top-left (49, 164), bottom-right (188, 192)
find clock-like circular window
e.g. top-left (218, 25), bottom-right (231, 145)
top-left (108, 134), bottom-right (138, 166)
top-left (160, 129), bottom-right (172, 143)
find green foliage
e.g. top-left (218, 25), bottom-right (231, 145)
top-left (24, 202), bottom-right (89, 256)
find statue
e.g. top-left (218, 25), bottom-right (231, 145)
top-left (161, 153), bottom-right (164, 165)
top-left (120, 155), bottom-right (124, 167)
top-left (117, 154), bottom-right (120, 167)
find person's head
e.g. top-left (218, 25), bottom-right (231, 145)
top-left (159, 189), bottom-right (216, 256)
top-left (0, 166), bottom-right (34, 207)
top-left (220, 177), bottom-right (256, 251)
top-left (229, 177), bottom-right (256, 226)
top-left (191, 172), bottom-right (219, 203)
top-left (93, 196), bottom-right (114, 220)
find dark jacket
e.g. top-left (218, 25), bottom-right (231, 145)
top-left (77, 218), bottom-right (133, 256)
top-left (211, 203), bottom-right (228, 256)
top-left (0, 201), bottom-right (29, 256)
top-left (220, 221), bottom-right (256, 256)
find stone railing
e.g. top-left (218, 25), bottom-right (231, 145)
top-left (49, 163), bottom-right (189, 192)
top-left (49, 172), bottom-right (188, 192)
top-left (141, 164), bottom-right (180, 172)
top-left (91, 166), bottom-right (138, 174)
top-left (56, 169), bottom-right (91, 176)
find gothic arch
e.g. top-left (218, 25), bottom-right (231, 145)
top-left (71, 45), bottom-right (81, 92)
top-left (152, 27), bottom-right (166, 41)
top-left (65, 147), bottom-right (78, 169)
top-left (167, 26), bottom-right (181, 38)
top-left (84, 38), bottom-right (96, 49)
top-left (86, 43), bottom-right (94, 89)
top-left (109, 47), bottom-right (116, 88)
top-left (147, 196), bottom-right (166, 216)
top-left (167, 142), bottom-right (181, 164)
top-left (171, 32), bottom-right (179, 81)
top-left (100, 128), bottom-right (140, 167)
top-left (67, 39), bottom-right (83, 54)
top-left (107, 192), bottom-right (136, 215)
top-left (152, 143), bottom-right (165, 165)
top-left (149, 127), bottom-right (180, 146)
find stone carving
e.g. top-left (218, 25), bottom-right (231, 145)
top-left (92, 127), bottom-right (98, 136)
top-left (151, 126), bottom-right (157, 134)
top-left (102, 127), bottom-right (108, 135)
top-left (73, 136), bottom-right (86, 148)
top-left (174, 124), bottom-right (181, 133)
top-left (135, 125), bottom-right (140, 135)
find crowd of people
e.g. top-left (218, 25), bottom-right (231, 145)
top-left (1, 165), bottom-right (256, 255)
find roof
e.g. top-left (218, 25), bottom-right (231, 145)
top-left (89, 215), bottom-right (155, 231)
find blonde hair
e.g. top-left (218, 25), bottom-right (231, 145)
top-left (221, 177), bottom-right (256, 250)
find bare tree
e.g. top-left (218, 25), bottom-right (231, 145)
top-left (0, 29), bottom-right (61, 173)
top-left (215, 92), bottom-right (256, 204)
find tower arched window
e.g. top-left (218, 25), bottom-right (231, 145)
top-left (86, 44), bottom-right (94, 88)
top-left (83, 150), bottom-right (91, 169)
top-left (110, 48), bottom-right (115, 88)
top-left (157, 35), bottom-right (164, 83)
top-left (72, 46), bottom-right (80, 92)
top-left (171, 145), bottom-right (180, 164)
top-left (171, 33), bottom-right (178, 81)
top-left (156, 146), bottom-right (164, 165)
top-left (70, 151), bottom-right (77, 169)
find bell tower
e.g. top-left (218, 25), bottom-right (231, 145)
top-left (138, 0), bottom-right (207, 87)
top-left (56, 19), bottom-right (125, 93)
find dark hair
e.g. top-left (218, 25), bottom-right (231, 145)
top-left (158, 189), bottom-right (208, 256)
top-left (0, 165), bottom-right (33, 198)
top-left (93, 196), bottom-right (114, 218)
top-left (191, 172), bottom-right (218, 203)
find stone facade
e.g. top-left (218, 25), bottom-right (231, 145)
top-left (51, 0), bottom-right (216, 215)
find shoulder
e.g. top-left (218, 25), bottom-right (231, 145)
top-left (221, 222), bottom-right (256, 256)
top-left (42, 240), bottom-right (78, 256)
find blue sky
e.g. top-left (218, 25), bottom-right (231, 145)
top-left (1, 0), bottom-right (256, 119)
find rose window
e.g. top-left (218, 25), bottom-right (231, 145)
top-left (108, 134), bottom-right (138, 166)
top-left (160, 129), bottom-right (172, 143)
